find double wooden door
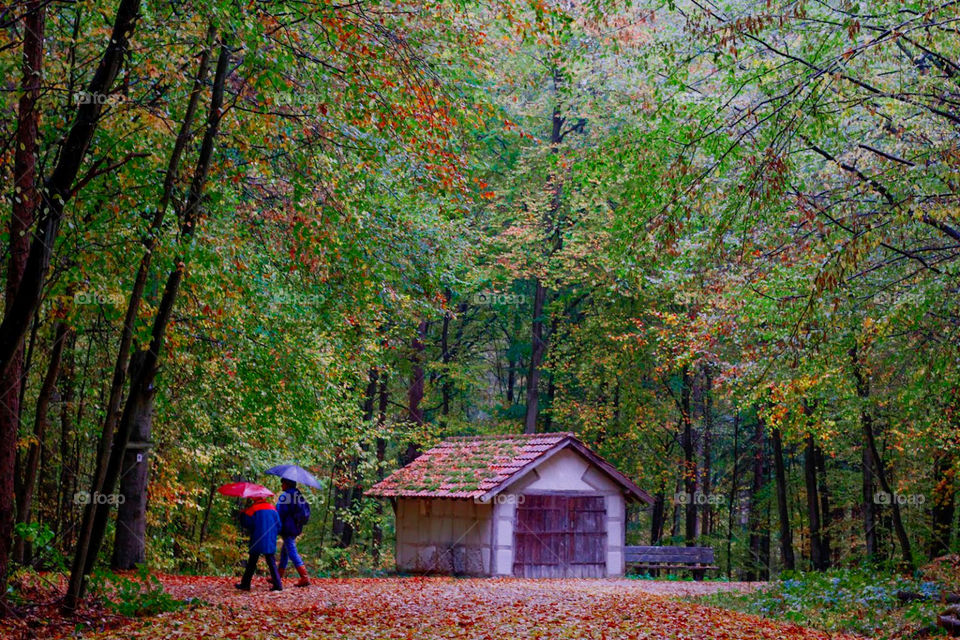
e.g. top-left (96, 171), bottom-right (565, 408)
top-left (512, 494), bottom-right (607, 578)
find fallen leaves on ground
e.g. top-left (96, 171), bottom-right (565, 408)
top-left (50, 576), bottom-right (856, 640)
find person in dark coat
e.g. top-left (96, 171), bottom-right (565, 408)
top-left (235, 496), bottom-right (282, 591)
top-left (277, 479), bottom-right (310, 587)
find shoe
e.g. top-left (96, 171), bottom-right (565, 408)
top-left (270, 584), bottom-right (283, 591)
top-left (234, 583), bottom-right (250, 591)
top-left (295, 565), bottom-right (310, 588)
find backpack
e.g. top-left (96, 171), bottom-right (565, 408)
top-left (294, 493), bottom-right (311, 530)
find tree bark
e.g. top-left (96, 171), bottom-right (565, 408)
top-left (815, 445), bottom-right (833, 567)
top-left (372, 372), bottom-right (388, 562)
top-left (771, 427), bottom-right (795, 571)
top-left (931, 452), bottom-right (956, 559)
top-left (0, 0), bottom-right (46, 605)
top-left (523, 281), bottom-right (547, 433)
top-left (804, 435), bottom-right (825, 570)
top-left (726, 412), bottom-right (740, 578)
top-left (680, 367), bottom-right (697, 545)
top-left (107, 39), bottom-right (229, 573)
top-left (13, 321), bottom-right (68, 564)
top-left (748, 416), bottom-right (767, 580)
top-left (64, 36), bottom-right (226, 609)
top-left (523, 72), bottom-right (565, 433)
top-left (850, 345), bottom-right (913, 569)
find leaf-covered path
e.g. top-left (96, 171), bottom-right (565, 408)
top-left (84, 577), bottom-right (852, 639)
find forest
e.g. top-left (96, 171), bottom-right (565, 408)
top-left (1, 0), bottom-right (959, 637)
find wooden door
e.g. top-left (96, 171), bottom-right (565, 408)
top-left (512, 494), bottom-right (606, 577)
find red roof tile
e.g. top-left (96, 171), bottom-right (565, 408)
top-left (366, 432), bottom-right (652, 503)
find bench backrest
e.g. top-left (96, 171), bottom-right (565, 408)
top-left (624, 545), bottom-right (714, 564)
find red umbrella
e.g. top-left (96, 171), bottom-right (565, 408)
top-left (217, 482), bottom-right (274, 499)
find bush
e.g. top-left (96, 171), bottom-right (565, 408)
top-left (693, 568), bottom-right (947, 639)
top-left (88, 565), bottom-right (191, 617)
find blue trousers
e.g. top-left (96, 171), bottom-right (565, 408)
top-left (279, 535), bottom-right (304, 569)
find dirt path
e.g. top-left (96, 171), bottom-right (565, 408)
top-left (63, 576), bottom-right (844, 639)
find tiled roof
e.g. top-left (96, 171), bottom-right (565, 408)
top-left (366, 432), bottom-right (652, 503)
top-left (366, 432), bottom-right (573, 499)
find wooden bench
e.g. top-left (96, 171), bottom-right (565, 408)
top-left (624, 546), bottom-right (718, 581)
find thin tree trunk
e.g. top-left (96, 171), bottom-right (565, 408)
top-left (850, 345), bottom-right (913, 569)
top-left (55, 329), bottom-right (76, 541)
top-left (66, 37), bottom-right (227, 606)
top-left (402, 321), bottom-right (427, 465)
top-left (107, 39), bottom-right (229, 573)
top-left (524, 73), bottom-right (565, 433)
top-left (804, 435), bottom-right (824, 570)
top-left (701, 367), bottom-right (713, 536)
top-left (771, 427), bottom-right (795, 571)
top-left (13, 321), bottom-right (68, 563)
top-left (815, 445), bottom-right (833, 567)
top-left (931, 452), bottom-right (956, 558)
top-left (680, 367), bottom-right (697, 545)
top-left (726, 412), bottom-right (740, 578)
top-left (372, 371), bottom-right (388, 563)
top-left (748, 416), bottom-right (766, 580)
top-left (523, 281), bottom-right (547, 433)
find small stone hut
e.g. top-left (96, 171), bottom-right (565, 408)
top-left (366, 432), bottom-right (652, 578)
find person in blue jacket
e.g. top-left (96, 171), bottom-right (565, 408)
top-left (276, 479), bottom-right (310, 587)
top-left (235, 496), bottom-right (282, 591)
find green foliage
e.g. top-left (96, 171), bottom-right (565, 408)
top-left (694, 570), bottom-right (948, 638)
top-left (13, 522), bottom-right (66, 571)
top-left (88, 566), bottom-right (191, 618)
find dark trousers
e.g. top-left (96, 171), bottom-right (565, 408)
top-left (240, 551), bottom-right (282, 589)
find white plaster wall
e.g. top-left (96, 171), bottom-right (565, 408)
top-left (395, 498), bottom-right (493, 575)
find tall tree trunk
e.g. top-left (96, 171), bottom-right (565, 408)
top-left (0, 0), bottom-right (46, 604)
top-left (804, 435), bottom-right (825, 570)
top-left (111, 353), bottom-right (154, 569)
top-left (0, 0), bottom-right (141, 378)
top-left (650, 478), bottom-right (666, 545)
top-left (726, 412), bottom-right (740, 578)
top-left (55, 329), bottom-right (76, 542)
top-left (748, 416), bottom-right (766, 580)
top-left (850, 345), bottom-right (913, 569)
top-left (931, 452), bottom-right (956, 558)
top-left (771, 427), bottom-right (795, 571)
top-left (524, 72), bottom-right (565, 433)
top-left (861, 438), bottom-right (878, 560)
top-left (701, 367), bottom-right (713, 536)
top-left (372, 372), bottom-right (388, 563)
top-left (680, 367), bottom-right (697, 545)
top-left (524, 281), bottom-right (547, 434)
top-left (333, 369), bottom-right (378, 548)
top-left (13, 321), bottom-right (68, 564)
top-left (815, 445), bottom-right (833, 567)
top-left (65, 37), bottom-right (226, 608)
top-left (108, 39), bottom-right (229, 573)
top-left (402, 321), bottom-right (427, 465)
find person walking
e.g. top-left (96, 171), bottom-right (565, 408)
top-left (277, 478), bottom-right (311, 587)
top-left (235, 496), bottom-right (283, 591)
